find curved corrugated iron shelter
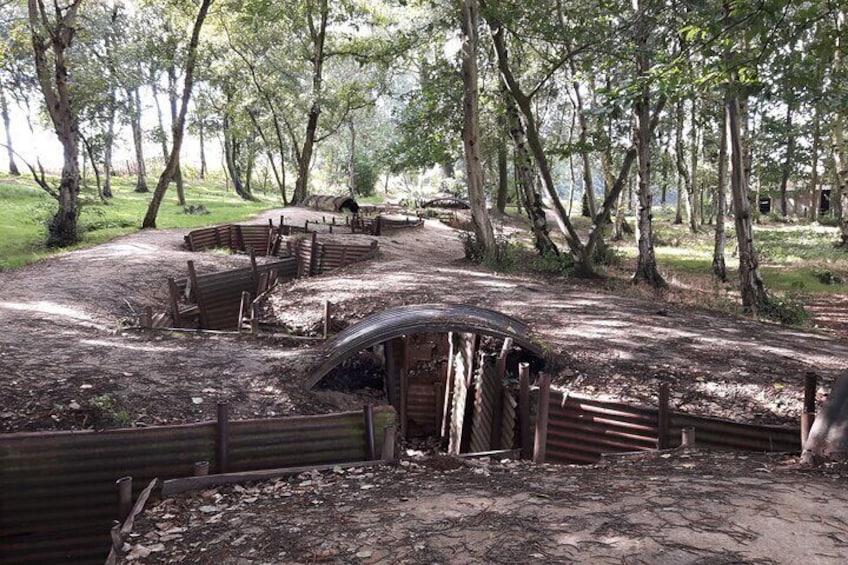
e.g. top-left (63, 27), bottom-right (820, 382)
top-left (421, 197), bottom-right (470, 209)
top-left (305, 304), bottom-right (545, 389)
top-left (302, 194), bottom-right (360, 213)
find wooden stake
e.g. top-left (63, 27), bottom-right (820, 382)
top-left (533, 373), bottom-right (551, 464)
top-left (518, 363), bottom-right (532, 460)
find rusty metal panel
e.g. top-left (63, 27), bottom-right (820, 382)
top-left (544, 392), bottom-right (659, 465)
top-left (469, 360), bottom-right (498, 453)
top-left (669, 413), bottom-right (799, 452)
top-left (501, 392), bottom-right (517, 449)
top-left (0, 407), bottom-right (396, 564)
top-left (406, 381), bottom-right (438, 436)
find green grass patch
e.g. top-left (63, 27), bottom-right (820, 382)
top-left (0, 175), bottom-right (278, 271)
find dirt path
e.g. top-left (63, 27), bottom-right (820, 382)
top-left (1, 207), bottom-right (847, 432)
top-left (120, 450), bottom-right (848, 564)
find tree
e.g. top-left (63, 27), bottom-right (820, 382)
top-left (631, 0), bottom-right (666, 288)
top-left (142, 0), bottom-right (213, 228)
top-left (459, 0), bottom-right (495, 256)
top-left (27, 0), bottom-right (83, 247)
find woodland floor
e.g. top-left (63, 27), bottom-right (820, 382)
top-left (3, 207), bottom-right (848, 563)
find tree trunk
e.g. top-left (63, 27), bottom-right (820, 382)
top-left (29, 0), bottom-right (83, 248)
top-left (348, 118), bottom-right (356, 197)
top-left (728, 93), bottom-right (767, 312)
top-left (168, 65), bottom-right (186, 205)
top-left (496, 135), bottom-right (508, 215)
top-left (198, 120), bottom-right (207, 179)
top-left (82, 136), bottom-right (103, 201)
top-left (142, 0), bottom-right (213, 229)
top-left (223, 114), bottom-right (251, 200)
top-left (127, 86), bottom-right (148, 193)
top-left (801, 371), bottom-right (848, 464)
top-left (713, 101), bottom-right (728, 282)
top-left (0, 87), bottom-right (20, 175)
top-left (460, 0), bottom-right (496, 256)
top-left (810, 106), bottom-right (821, 221)
top-left (487, 17), bottom-right (583, 256)
top-left (501, 83), bottom-right (557, 256)
top-left (674, 99), bottom-right (691, 227)
top-left (833, 9), bottom-right (848, 245)
top-left (688, 98), bottom-right (699, 232)
top-left (570, 63), bottom-right (596, 219)
top-left (247, 109), bottom-right (283, 202)
top-left (293, 0), bottom-right (328, 205)
top-left (779, 102), bottom-right (795, 217)
top-left (103, 91), bottom-right (115, 198)
top-left (632, 1), bottom-right (665, 288)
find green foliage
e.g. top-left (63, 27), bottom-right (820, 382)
top-left (757, 292), bottom-right (810, 326)
top-left (88, 394), bottom-right (133, 428)
top-left (458, 231), bottom-right (522, 272)
top-left (812, 269), bottom-right (844, 285)
top-left (531, 251), bottom-right (574, 277)
top-left (353, 154), bottom-right (379, 197)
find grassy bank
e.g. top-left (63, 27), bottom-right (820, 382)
top-left (0, 175), bottom-right (278, 270)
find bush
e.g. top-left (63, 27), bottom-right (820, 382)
top-left (813, 269), bottom-right (844, 285)
top-left (758, 292), bottom-right (810, 326)
top-left (531, 251), bottom-right (574, 277)
top-left (458, 231), bottom-right (521, 271)
top-left (353, 155), bottom-right (379, 197)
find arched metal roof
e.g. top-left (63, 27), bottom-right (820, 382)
top-left (305, 304), bottom-right (546, 389)
top-left (302, 194), bottom-right (360, 213)
top-left (421, 197), bottom-right (471, 209)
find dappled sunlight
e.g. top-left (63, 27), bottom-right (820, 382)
top-left (79, 339), bottom-right (184, 354)
top-left (0, 300), bottom-right (92, 322)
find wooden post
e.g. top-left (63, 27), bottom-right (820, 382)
top-left (323, 301), bottom-right (332, 339)
top-left (801, 372), bottom-right (818, 446)
top-left (187, 261), bottom-right (209, 329)
top-left (309, 231), bottom-right (319, 276)
top-left (250, 302), bottom-right (259, 335)
top-left (141, 306), bottom-right (153, 329)
top-left (533, 373), bottom-right (551, 464)
top-left (382, 425), bottom-right (397, 462)
top-left (117, 476), bottom-right (132, 522)
top-left (193, 461), bottom-right (210, 476)
top-left (216, 402), bottom-right (230, 474)
top-left (237, 291), bottom-right (251, 334)
top-left (518, 362), bottom-right (532, 460)
top-left (375, 215), bottom-right (383, 236)
top-left (658, 382), bottom-right (670, 449)
top-left (168, 277), bottom-right (181, 326)
top-left (364, 404), bottom-right (376, 460)
top-left (400, 336), bottom-right (409, 437)
top-left (681, 427), bottom-right (696, 447)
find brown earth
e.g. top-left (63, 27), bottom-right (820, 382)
top-left (0, 207), bottom-right (847, 434)
top-left (119, 450), bottom-right (848, 564)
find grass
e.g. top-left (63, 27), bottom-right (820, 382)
top-left (613, 216), bottom-right (848, 296)
top-left (0, 174), bottom-right (279, 270)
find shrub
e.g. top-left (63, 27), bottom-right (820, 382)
top-left (758, 292), bottom-right (810, 326)
top-left (531, 251), bottom-right (574, 277)
top-left (458, 231), bottom-right (521, 271)
top-left (813, 269), bottom-right (844, 285)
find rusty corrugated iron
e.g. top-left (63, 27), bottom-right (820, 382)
top-left (668, 413), bottom-right (799, 452)
top-left (306, 304), bottom-right (546, 389)
top-left (543, 391), bottom-right (801, 465)
top-left (0, 407), bottom-right (395, 564)
top-left (302, 194), bottom-right (360, 213)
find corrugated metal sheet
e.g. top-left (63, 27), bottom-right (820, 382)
top-left (306, 304), bottom-right (546, 389)
top-left (469, 360), bottom-right (498, 453)
top-left (302, 195), bottom-right (360, 213)
top-left (669, 413), bottom-right (799, 452)
top-left (0, 407), bottom-right (395, 564)
top-left (542, 391), bottom-right (801, 465)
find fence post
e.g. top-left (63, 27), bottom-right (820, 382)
top-left (193, 461), bottom-right (210, 476)
top-left (216, 402), bottom-right (230, 474)
top-left (363, 404), bottom-right (376, 460)
top-left (533, 373), bottom-right (551, 464)
top-left (658, 382), bottom-right (670, 449)
top-left (681, 427), bottom-right (696, 447)
top-left (187, 260), bottom-right (209, 329)
top-left (801, 372), bottom-right (817, 447)
top-left (309, 232), bottom-right (319, 276)
top-left (323, 301), bottom-right (332, 340)
top-left (116, 476), bottom-right (132, 522)
top-left (382, 425), bottom-right (397, 462)
top-left (518, 363), bottom-right (532, 460)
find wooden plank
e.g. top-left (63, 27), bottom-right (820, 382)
top-left (187, 261), bottom-right (210, 329)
